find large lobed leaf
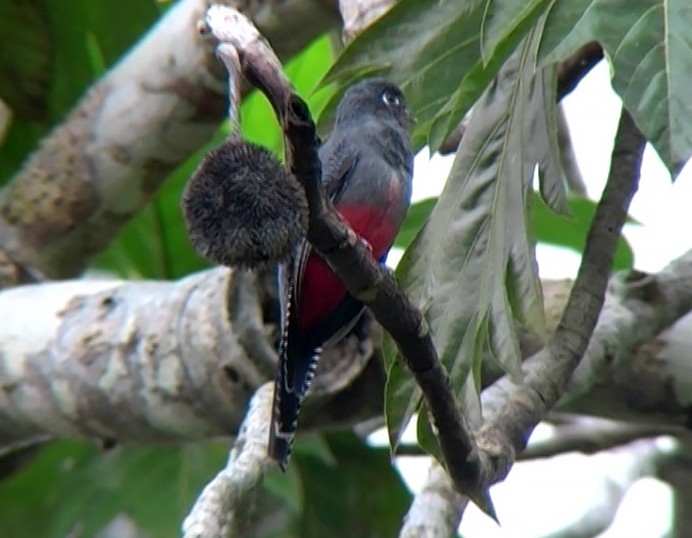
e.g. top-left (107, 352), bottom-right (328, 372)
top-left (538, 0), bottom-right (692, 177)
top-left (396, 194), bottom-right (635, 270)
top-left (384, 29), bottom-right (566, 449)
top-left (324, 0), bottom-right (551, 151)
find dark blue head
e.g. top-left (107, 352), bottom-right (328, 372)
top-left (334, 78), bottom-right (415, 130)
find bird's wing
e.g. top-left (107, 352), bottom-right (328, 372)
top-left (292, 136), bottom-right (359, 322)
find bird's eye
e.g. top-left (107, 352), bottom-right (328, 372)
top-left (382, 90), bottom-right (401, 108)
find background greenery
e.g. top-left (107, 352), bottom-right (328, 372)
top-left (1, 0), bottom-right (688, 535)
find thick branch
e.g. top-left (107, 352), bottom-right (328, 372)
top-left (339, 0), bottom-right (395, 42)
top-left (288, 98), bottom-right (488, 506)
top-left (0, 0), bottom-right (338, 282)
top-left (557, 42), bottom-right (604, 99)
top-left (559, 255), bottom-right (692, 423)
top-left (0, 268), bottom-right (380, 448)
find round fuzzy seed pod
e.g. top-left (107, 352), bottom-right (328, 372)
top-left (182, 140), bottom-right (308, 269)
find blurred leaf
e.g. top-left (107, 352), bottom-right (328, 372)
top-left (0, 441), bottom-right (228, 538)
top-left (292, 432), bottom-right (410, 538)
top-left (533, 191), bottom-right (635, 270)
top-left (325, 0), bottom-right (551, 151)
top-left (393, 197), bottom-right (437, 250)
top-left (0, 442), bottom-right (95, 538)
top-left (264, 465), bottom-right (304, 517)
top-left (79, 0), bottom-right (160, 70)
top-left (383, 339), bottom-right (422, 453)
top-left (384, 29), bottom-right (560, 448)
top-left (0, 0), bottom-right (52, 122)
top-left (0, 0), bottom-right (159, 186)
top-left (538, 0), bottom-right (692, 178)
top-left (0, 442), bottom-right (224, 537)
top-left (292, 433), bottom-right (337, 466)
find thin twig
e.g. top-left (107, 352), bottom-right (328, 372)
top-left (519, 416), bottom-right (683, 460)
top-left (202, 5), bottom-right (486, 505)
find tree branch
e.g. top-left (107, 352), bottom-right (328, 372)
top-left (202, 3), bottom-right (489, 509)
top-left (0, 268), bottom-right (380, 449)
top-left (519, 415), bottom-right (683, 460)
top-left (182, 382), bottom-right (273, 538)
top-left (0, 0), bottom-right (339, 283)
top-left (477, 107), bottom-right (645, 485)
top-left (339, 0), bottom-right (395, 42)
top-left (399, 461), bottom-right (467, 538)
top-left (556, 42), bottom-right (604, 99)
top-left (3, 261), bottom-right (692, 450)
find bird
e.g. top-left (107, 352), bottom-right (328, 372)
top-left (268, 78), bottom-right (415, 469)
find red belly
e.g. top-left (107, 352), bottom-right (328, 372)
top-left (297, 205), bottom-right (395, 331)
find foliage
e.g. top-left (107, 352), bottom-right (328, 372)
top-left (0, 0), bottom-right (689, 536)
top-left (327, 0), bottom-right (677, 454)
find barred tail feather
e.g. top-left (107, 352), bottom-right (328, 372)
top-left (268, 369), bottom-right (300, 471)
top-left (268, 335), bottom-right (321, 470)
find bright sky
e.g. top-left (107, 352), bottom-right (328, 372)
top-left (377, 62), bottom-right (691, 537)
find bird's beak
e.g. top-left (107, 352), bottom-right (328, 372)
top-left (404, 108), bottom-right (416, 128)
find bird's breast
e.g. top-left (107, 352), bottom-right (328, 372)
top-left (296, 204), bottom-right (398, 332)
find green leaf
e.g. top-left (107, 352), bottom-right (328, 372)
top-left (481, 0), bottom-right (550, 65)
top-left (325, 0), bottom-right (551, 152)
top-left (0, 441), bottom-right (228, 537)
top-left (386, 29), bottom-right (561, 448)
top-left (0, 1), bottom-right (159, 187)
top-left (393, 197), bottom-right (437, 249)
top-left (293, 432), bottom-right (410, 538)
top-left (416, 411), bottom-right (442, 464)
top-left (537, 0), bottom-right (692, 178)
top-left (533, 191), bottom-right (635, 270)
top-left (264, 464), bottom-right (304, 516)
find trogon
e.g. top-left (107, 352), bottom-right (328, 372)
top-left (269, 78), bottom-right (415, 469)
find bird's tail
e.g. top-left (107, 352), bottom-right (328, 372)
top-left (268, 335), bottom-right (320, 470)
top-left (268, 374), bottom-right (300, 471)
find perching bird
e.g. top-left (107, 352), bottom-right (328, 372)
top-left (269, 78), bottom-right (415, 469)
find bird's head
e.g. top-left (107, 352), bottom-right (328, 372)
top-left (334, 78), bottom-right (415, 130)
